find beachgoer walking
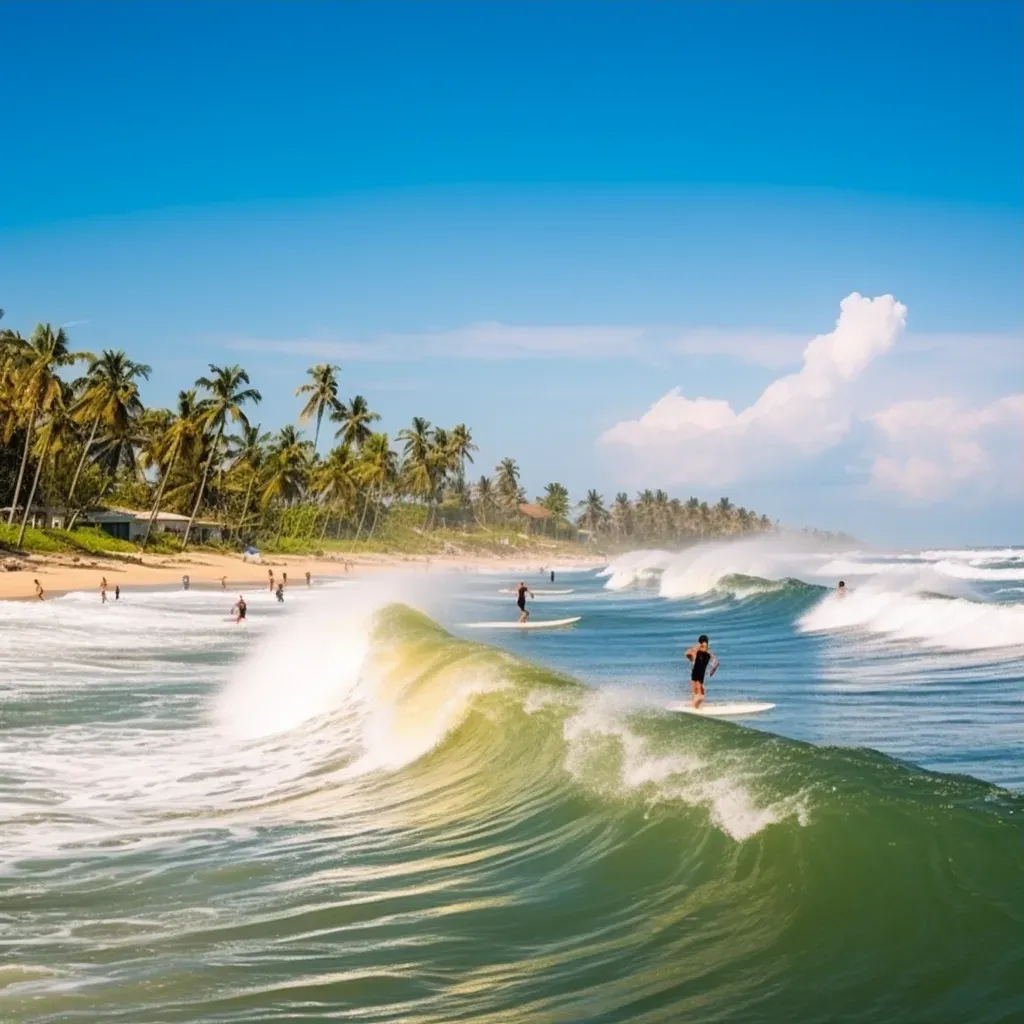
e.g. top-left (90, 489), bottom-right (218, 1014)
top-left (305, 571), bottom-right (311, 586)
top-left (268, 569), bottom-right (275, 591)
top-left (100, 577), bottom-right (108, 604)
top-left (34, 579), bottom-right (44, 601)
top-left (114, 585), bottom-right (120, 601)
top-left (231, 595), bottom-right (247, 623)
top-left (276, 583), bottom-right (284, 603)
top-left (221, 575), bottom-right (227, 589)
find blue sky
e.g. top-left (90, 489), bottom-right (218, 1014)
top-left (1, 1), bottom-right (1021, 545)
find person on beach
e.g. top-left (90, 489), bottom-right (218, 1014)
top-left (182, 575), bottom-right (190, 591)
top-left (34, 579), bottom-right (44, 600)
top-left (305, 570), bottom-right (311, 587)
top-left (550, 570), bottom-right (555, 583)
top-left (282, 572), bottom-right (288, 588)
top-left (837, 580), bottom-right (846, 596)
top-left (684, 634), bottom-right (719, 709)
top-left (231, 595), bottom-right (247, 623)
top-left (516, 581), bottom-right (533, 623)
top-left (100, 577), bottom-right (108, 603)
top-left (275, 583), bottom-right (285, 603)
top-left (221, 576), bottom-right (227, 589)
top-left (268, 569), bottom-right (274, 591)
top-left (114, 585), bottom-right (120, 601)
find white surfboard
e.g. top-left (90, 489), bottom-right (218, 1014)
top-left (497, 588), bottom-right (575, 596)
top-left (667, 701), bottom-right (775, 717)
top-left (462, 616), bottom-right (581, 630)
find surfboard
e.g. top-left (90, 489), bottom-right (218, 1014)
top-left (462, 616), bottom-right (581, 630)
top-left (497, 588), bottom-right (575, 596)
top-left (667, 701), bottom-right (775, 717)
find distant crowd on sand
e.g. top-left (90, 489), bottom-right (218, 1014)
top-left (30, 559), bottom-right (360, 611)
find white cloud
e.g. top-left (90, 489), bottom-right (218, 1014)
top-left (599, 293), bottom-right (908, 485)
top-left (869, 394), bottom-right (1024, 500)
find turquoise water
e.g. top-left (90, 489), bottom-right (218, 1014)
top-left (1, 541), bottom-right (1022, 1022)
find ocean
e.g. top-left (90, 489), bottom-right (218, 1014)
top-left (1, 539), bottom-right (1022, 1023)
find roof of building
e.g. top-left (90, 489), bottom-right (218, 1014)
top-left (518, 503), bottom-right (552, 520)
top-left (82, 508), bottom-right (222, 528)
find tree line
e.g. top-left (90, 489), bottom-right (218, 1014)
top-left (0, 322), bottom-right (775, 550)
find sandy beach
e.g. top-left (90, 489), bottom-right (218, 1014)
top-left (0, 548), bottom-right (606, 601)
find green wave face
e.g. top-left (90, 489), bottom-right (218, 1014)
top-left (6, 604), bottom-right (1023, 1024)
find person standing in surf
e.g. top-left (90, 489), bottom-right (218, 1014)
top-left (684, 634), bottom-right (719, 709)
top-left (231, 595), bottom-right (247, 623)
top-left (516, 581), bottom-right (534, 623)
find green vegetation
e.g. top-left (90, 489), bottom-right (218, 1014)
top-left (1, 322), bottom-right (776, 556)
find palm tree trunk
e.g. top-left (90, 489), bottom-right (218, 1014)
top-left (65, 415), bottom-right (101, 529)
top-left (354, 487), bottom-right (372, 540)
top-left (142, 445), bottom-right (179, 552)
top-left (16, 431), bottom-right (52, 548)
top-left (235, 471), bottom-right (257, 543)
top-left (183, 424), bottom-right (223, 550)
top-left (318, 504), bottom-right (334, 542)
top-left (367, 485), bottom-right (383, 538)
top-left (7, 404), bottom-right (38, 525)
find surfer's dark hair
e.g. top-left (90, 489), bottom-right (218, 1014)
top-left (698, 634), bottom-right (709, 644)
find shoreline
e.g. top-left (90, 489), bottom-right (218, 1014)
top-left (0, 548), bottom-right (607, 602)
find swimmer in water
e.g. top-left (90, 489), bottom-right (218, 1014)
top-left (516, 581), bottom-right (533, 623)
top-left (684, 634), bottom-right (719, 709)
top-left (838, 580), bottom-right (847, 596)
top-left (231, 595), bottom-right (247, 623)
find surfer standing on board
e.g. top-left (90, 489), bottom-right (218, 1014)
top-left (685, 634), bottom-right (719, 709)
top-left (516, 582), bottom-right (534, 623)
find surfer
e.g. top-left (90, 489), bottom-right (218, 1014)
top-left (684, 634), bottom-right (719, 709)
top-left (516, 582), bottom-right (533, 623)
top-left (231, 595), bottom-right (247, 623)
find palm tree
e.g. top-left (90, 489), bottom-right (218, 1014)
top-left (312, 443), bottom-right (358, 539)
top-left (472, 475), bottom-right (496, 526)
top-left (295, 363), bottom-right (342, 452)
top-left (225, 422), bottom-right (271, 540)
top-left (539, 482), bottom-right (570, 522)
top-left (141, 390), bottom-right (208, 550)
top-left (5, 324), bottom-right (90, 526)
top-left (65, 350), bottom-right (151, 522)
top-left (331, 394), bottom-right (379, 450)
top-left (611, 492), bottom-right (632, 540)
top-left (182, 364), bottom-right (261, 549)
top-left (15, 379), bottom-right (75, 547)
top-left (495, 457), bottom-right (522, 517)
top-left (357, 432), bottom-right (399, 538)
top-left (577, 489), bottom-right (608, 534)
top-left (397, 416), bottom-right (433, 504)
top-left (261, 427), bottom-right (312, 540)
top-left (448, 423), bottom-right (477, 484)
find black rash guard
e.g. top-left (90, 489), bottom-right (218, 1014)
top-left (691, 648), bottom-right (711, 682)
top-left (517, 586), bottom-right (529, 610)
